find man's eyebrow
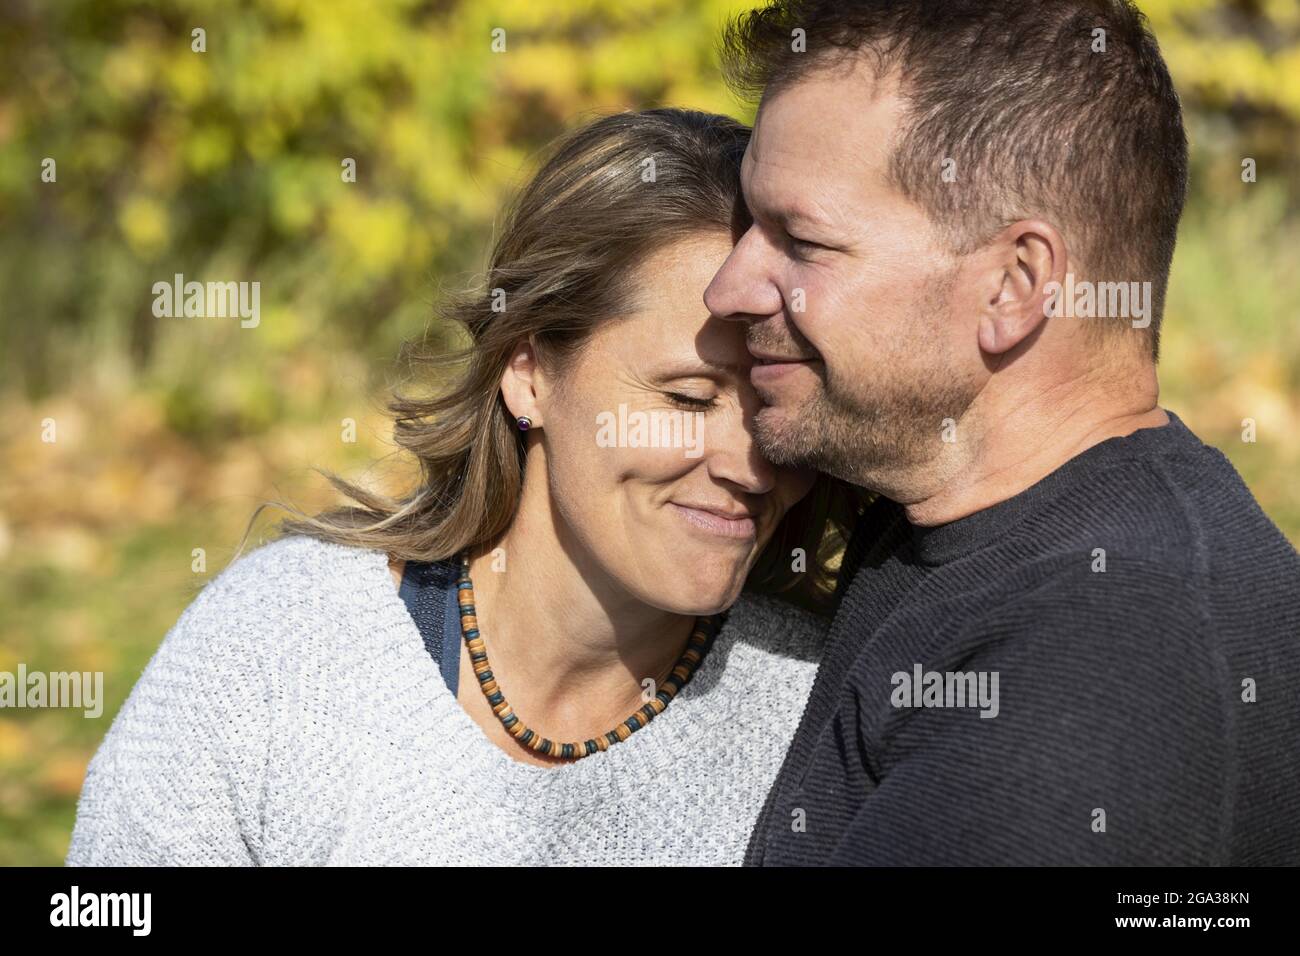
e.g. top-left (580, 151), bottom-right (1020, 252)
top-left (750, 203), bottom-right (837, 238)
top-left (745, 181), bottom-right (833, 231)
top-left (780, 206), bottom-right (833, 230)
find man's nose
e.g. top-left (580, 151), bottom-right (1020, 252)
top-left (704, 225), bottom-right (784, 323)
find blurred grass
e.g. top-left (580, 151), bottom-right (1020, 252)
top-left (1, 0), bottom-right (1298, 865)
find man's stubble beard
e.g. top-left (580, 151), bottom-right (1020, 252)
top-left (752, 273), bottom-right (980, 490)
top-left (753, 367), bottom-right (979, 488)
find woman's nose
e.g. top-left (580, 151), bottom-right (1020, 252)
top-left (702, 406), bottom-right (777, 496)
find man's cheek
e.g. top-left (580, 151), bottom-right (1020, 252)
top-left (788, 281), bottom-right (843, 353)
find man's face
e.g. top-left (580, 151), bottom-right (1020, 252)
top-left (704, 61), bottom-right (983, 488)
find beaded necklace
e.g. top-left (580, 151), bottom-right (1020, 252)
top-left (455, 550), bottom-right (724, 760)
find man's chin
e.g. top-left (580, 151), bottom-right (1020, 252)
top-left (753, 403), bottom-right (823, 469)
top-left (753, 394), bottom-right (875, 484)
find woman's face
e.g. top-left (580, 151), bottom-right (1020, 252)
top-left (529, 230), bottom-right (818, 615)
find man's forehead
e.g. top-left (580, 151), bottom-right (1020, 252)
top-left (741, 138), bottom-right (837, 226)
top-left (745, 65), bottom-right (904, 217)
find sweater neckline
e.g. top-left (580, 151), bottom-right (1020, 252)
top-left (908, 408), bottom-right (1195, 566)
top-left (342, 542), bottom-right (739, 814)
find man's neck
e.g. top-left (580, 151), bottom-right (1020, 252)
top-left (903, 395), bottom-right (1168, 529)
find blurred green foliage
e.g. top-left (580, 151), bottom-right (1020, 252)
top-left (1, 0), bottom-right (752, 410)
top-left (0, 0), bottom-right (1297, 865)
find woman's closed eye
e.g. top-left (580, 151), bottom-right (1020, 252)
top-left (663, 391), bottom-right (719, 411)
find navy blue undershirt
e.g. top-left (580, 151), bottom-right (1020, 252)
top-left (397, 558), bottom-right (461, 696)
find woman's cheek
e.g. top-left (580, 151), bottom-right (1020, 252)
top-left (613, 441), bottom-right (701, 485)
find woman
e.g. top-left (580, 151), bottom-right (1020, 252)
top-left (66, 109), bottom-right (865, 866)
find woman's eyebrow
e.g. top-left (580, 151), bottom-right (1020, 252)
top-left (651, 357), bottom-right (746, 381)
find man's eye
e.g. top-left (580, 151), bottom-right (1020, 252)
top-left (664, 392), bottom-right (717, 410)
top-left (787, 234), bottom-right (823, 257)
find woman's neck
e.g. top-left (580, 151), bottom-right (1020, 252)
top-left (462, 484), bottom-right (697, 743)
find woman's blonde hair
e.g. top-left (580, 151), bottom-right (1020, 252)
top-left (245, 108), bottom-right (868, 613)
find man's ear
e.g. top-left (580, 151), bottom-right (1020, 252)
top-left (977, 219), bottom-right (1068, 355)
top-left (500, 333), bottom-right (545, 428)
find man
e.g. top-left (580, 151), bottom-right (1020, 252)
top-left (705, 0), bottom-right (1300, 865)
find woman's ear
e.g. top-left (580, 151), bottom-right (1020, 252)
top-left (977, 219), bottom-right (1068, 355)
top-left (500, 333), bottom-right (544, 428)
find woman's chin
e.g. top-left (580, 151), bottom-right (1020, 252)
top-left (662, 573), bottom-right (746, 618)
top-left (627, 535), bottom-right (759, 614)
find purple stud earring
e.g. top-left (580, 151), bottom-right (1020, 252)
top-left (516, 416), bottom-right (532, 431)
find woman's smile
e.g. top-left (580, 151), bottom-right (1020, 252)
top-left (668, 500), bottom-right (759, 540)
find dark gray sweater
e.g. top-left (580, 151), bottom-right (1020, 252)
top-left (745, 410), bottom-right (1300, 865)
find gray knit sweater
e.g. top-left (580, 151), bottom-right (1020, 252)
top-left (65, 534), bottom-right (825, 866)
